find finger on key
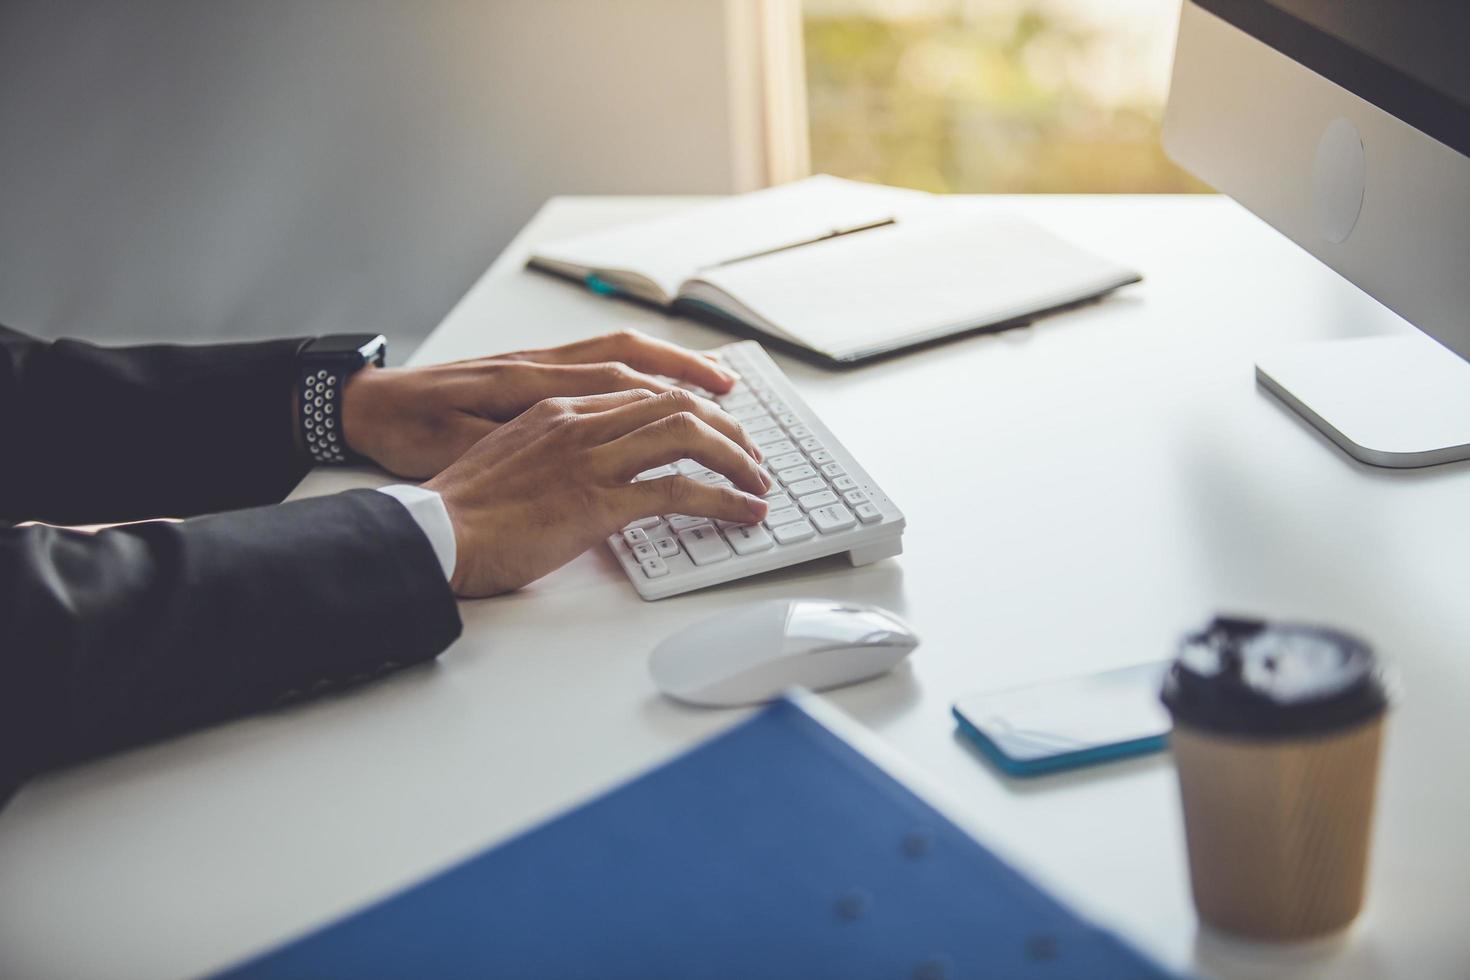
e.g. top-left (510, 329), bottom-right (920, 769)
top-left (553, 330), bottom-right (737, 394)
top-left (468, 389), bottom-right (658, 460)
top-left (618, 476), bottom-right (767, 526)
top-left (592, 412), bottom-right (772, 495)
top-left (560, 387), bottom-right (662, 413)
top-left (598, 330), bottom-right (738, 394)
top-left (582, 389), bottom-right (764, 462)
top-left (460, 364), bottom-right (673, 414)
top-left (557, 361), bottom-right (688, 399)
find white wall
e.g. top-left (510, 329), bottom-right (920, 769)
top-left (0, 0), bottom-right (756, 355)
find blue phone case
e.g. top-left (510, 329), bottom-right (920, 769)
top-left (952, 707), bottom-right (1169, 777)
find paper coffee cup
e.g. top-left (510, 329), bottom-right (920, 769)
top-left (1161, 616), bottom-right (1389, 942)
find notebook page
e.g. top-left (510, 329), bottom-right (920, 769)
top-left (530, 175), bottom-right (926, 303)
top-left (687, 213), bottom-right (1139, 360)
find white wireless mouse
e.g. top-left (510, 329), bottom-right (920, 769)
top-left (649, 599), bottom-right (919, 707)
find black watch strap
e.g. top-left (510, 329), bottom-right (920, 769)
top-left (298, 361), bottom-right (355, 464)
top-left (297, 334), bottom-right (386, 465)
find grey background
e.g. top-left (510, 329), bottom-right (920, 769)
top-left (0, 0), bottom-right (745, 360)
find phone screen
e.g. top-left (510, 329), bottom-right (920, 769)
top-left (952, 661), bottom-right (1172, 774)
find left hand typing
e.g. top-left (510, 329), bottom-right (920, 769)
top-left (339, 329), bottom-right (738, 478)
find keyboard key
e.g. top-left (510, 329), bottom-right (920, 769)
top-left (728, 403), bottom-right (767, 421)
top-left (719, 393), bottom-right (759, 410)
top-left (766, 401), bottom-right (790, 414)
top-left (624, 515), bottom-right (663, 531)
top-left (678, 526), bottom-right (732, 565)
top-left (820, 462), bottom-right (846, 478)
top-left (640, 556), bottom-right (669, 578)
top-left (777, 413), bottom-right (801, 428)
top-left (855, 502), bottom-right (882, 523)
top-left (744, 414), bottom-right (777, 433)
top-left (750, 428), bottom-right (785, 446)
top-left (652, 535), bottom-right (680, 558)
top-left (798, 489), bottom-right (839, 511)
top-left (799, 436), bottom-right (823, 452)
top-left (635, 465), bottom-right (677, 481)
top-left (810, 503), bottom-right (857, 534)
top-left (632, 541), bottom-right (658, 561)
top-left (764, 506), bottom-right (803, 528)
top-left (676, 458), bottom-right (704, 475)
top-left (623, 528), bottom-right (650, 546)
top-left (831, 475), bottom-right (857, 492)
top-left (772, 520), bottom-right (816, 544)
top-left (808, 449), bottom-right (834, 465)
top-left (777, 464), bottom-right (818, 485)
top-left (725, 523), bottom-right (775, 555)
top-left (762, 439), bottom-right (796, 456)
top-left (690, 472), bottom-right (733, 491)
top-left (667, 514), bottom-right (711, 532)
top-left (787, 424), bottom-right (813, 439)
top-left (768, 452), bottom-right (805, 471)
top-left (843, 488), bottom-right (869, 506)
top-left (787, 477), bottom-right (827, 497)
top-left (764, 493), bottom-right (793, 510)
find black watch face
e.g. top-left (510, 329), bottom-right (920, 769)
top-left (306, 334), bottom-right (385, 356)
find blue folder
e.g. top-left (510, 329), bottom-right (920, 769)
top-left (219, 695), bottom-right (1177, 979)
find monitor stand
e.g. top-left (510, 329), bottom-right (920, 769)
top-left (1256, 333), bottom-right (1470, 468)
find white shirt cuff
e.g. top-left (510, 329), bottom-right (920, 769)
top-left (375, 484), bottom-right (456, 581)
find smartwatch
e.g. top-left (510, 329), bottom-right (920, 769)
top-left (296, 334), bottom-right (387, 464)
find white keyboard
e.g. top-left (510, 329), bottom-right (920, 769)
top-left (606, 341), bottom-right (905, 600)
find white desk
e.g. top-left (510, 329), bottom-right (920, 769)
top-left (2, 196), bottom-right (1467, 980)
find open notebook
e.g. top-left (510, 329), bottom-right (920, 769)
top-left (529, 175), bottom-right (1141, 364)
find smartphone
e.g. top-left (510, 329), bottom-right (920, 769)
top-left (952, 661), bottom-right (1173, 777)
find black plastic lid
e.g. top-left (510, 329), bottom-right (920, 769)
top-left (1160, 615), bottom-right (1389, 738)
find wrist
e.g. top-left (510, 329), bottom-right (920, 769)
top-left (424, 475), bottom-right (473, 595)
top-left (340, 366), bottom-right (387, 461)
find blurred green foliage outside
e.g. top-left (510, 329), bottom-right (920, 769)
top-left (803, 2), bottom-right (1211, 193)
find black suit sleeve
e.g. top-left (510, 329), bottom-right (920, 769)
top-left (0, 489), bottom-right (462, 801)
top-left (0, 324), bottom-right (311, 525)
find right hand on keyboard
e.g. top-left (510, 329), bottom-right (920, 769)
top-left (426, 388), bottom-right (770, 598)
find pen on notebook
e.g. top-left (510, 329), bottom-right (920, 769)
top-left (699, 217), bottom-right (897, 270)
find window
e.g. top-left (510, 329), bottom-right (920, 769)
top-left (802, 0), bottom-right (1209, 192)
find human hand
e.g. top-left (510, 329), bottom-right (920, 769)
top-left (339, 329), bottom-right (739, 478)
top-left (425, 388), bottom-right (770, 597)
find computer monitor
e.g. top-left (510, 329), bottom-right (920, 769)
top-left (1163, 1), bottom-right (1470, 467)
